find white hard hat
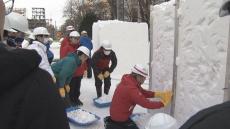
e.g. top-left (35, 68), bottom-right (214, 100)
top-left (4, 16), bottom-right (17, 32)
top-left (131, 64), bottom-right (148, 78)
top-left (28, 33), bottom-right (35, 40)
top-left (77, 46), bottom-right (90, 57)
top-left (66, 25), bottom-right (75, 31)
top-left (102, 40), bottom-right (112, 50)
top-left (49, 38), bottom-right (53, 42)
top-left (145, 113), bottom-right (177, 129)
top-left (33, 27), bottom-right (50, 36)
top-left (220, 0), bottom-right (230, 17)
top-left (6, 12), bottom-right (30, 34)
top-left (81, 30), bottom-right (87, 35)
top-left (69, 31), bottom-right (80, 37)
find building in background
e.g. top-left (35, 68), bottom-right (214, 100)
top-left (28, 8), bottom-right (46, 29)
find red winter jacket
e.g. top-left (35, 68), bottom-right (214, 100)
top-left (60, 37), bottom-right (70, 59)
top-left (110, 74), bottom-right (164, 122)
top-left (59, 40), bottom-right (87, 77)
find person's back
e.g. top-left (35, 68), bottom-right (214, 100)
top-left (0, 45), bottom-right (70, 129)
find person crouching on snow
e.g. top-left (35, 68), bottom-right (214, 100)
top-left (51, 46), bottom-right (90, 108)
top-left (92, 40), bottom-right (117, 98)
top-left (104, 64), bottom-right (172, 129)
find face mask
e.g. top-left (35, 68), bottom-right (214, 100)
top-left (15, 37), bottom-right (24, 44)
top-left (43, 38), bottom-right (49, 44)
top-left (7, 37), bottom-right (16, 47)
top-left (103, 50), bottom-right (111, 55)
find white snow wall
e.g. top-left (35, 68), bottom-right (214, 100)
top-left (150, 0), bottom-right (229, 126)
top-left (92, 21), bottom-right (149, 79)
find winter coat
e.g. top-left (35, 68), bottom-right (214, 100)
top-left (45, 42), bottom-right (54, 64)
top-left (0, 44), bottom-right (70, 129)
top-left (27, 40), bottom-right (54, 77)
top-left (51, 53), bottom-right (81, 88)
top-left (110, 74), bottom-right (164, 122)
top-left (59, 41), bottom-right (87, 77)
top-left (92, 47), bottom-right (117, 75)
top-left (79, 36), bottom-right (93, 51)
top-left (60, 37), bottom-right (72, 59)
top-left (180, 101), bottom-right (230, 129)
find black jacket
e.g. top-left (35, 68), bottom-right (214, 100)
top-left (180, 101), bottom-right (230, 129)
top-left (0, 43), bottom-right (70, 129)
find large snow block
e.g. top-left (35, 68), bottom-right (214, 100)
top-left (175, 0), bottom-right (229, 126)
top-left (150, 0), bottom-right (230, 127)
top-left (92, 20), bottom-right (149, 79)
top-left (150, 0), bottom-right (175, 91)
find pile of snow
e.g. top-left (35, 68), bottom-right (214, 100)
top-left (67, 109), bottom-right (96, 124)
top-left (95, 95), bottom-right (111, 104)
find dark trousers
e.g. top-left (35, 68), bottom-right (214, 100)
top-left (104, 116), bottom-right (139, 129)
top-left (69, 76), bottom-right (83, 103)
top-left (87, 59), bottom-right (92, 78)
top-left (93, 71), bottom-right (111, 98)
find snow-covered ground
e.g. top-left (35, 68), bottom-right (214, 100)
top-left (50, 44), bottom-right (152, 129)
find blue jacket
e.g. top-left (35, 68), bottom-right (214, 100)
top-left (51, 53), bottom-right (81, 88)
top-left (79, 36), bottom-right (93, 50)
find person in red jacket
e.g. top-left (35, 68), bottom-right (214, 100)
top-left (92, 40), bottom-right (117, 98)
top-left (60, 25), bottom-right (75, 58)
top-left (60, 31), bottom-right (80, 58)
top-left (104, 64), bottom-right (172, 129)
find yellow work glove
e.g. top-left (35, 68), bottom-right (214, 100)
top-left (97, 73), bottom-right (104, 80)
top-left (104, 71), bottom-right (110, 78)
top-left (155, 91), bottom-right (172, 99)
top-left (65, 85), bottom-right (70, 93)
top-left (59, 88), bottom-right (65, 98)
top-left (52, 76), bottom-right (56, 83)
top-left (160, 92), bottom-right (172, 107)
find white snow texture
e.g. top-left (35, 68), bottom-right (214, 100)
top-left (92, 20), bottom-right (150, 79)
top-left (151, 0), bottom-right (229, 126)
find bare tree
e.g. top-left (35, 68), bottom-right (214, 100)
top-left (62, 0), bottom-right (111, 33)
top-left (107, 0), bottom-right (117, 19)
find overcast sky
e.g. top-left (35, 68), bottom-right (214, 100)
top-left (14, 0), bottom-right (68, 28)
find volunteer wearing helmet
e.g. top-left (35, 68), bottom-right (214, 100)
top-left (0, 1), bottom-right (70, 129)
top-left (5, 12), bottom-right (30, 47)
top-left (51, 46), bottom-right (90, 108)
top-left (104, 64), bottom-right (172, 129)
top-left (27, 26), bottom-right (55, 82)
top-left (60, 25), bottom-right (75, 58)
top-left (61, 31), bottom-right (80, 57)
top-left (60, 30), bottom-right (87, 106)
top-left (92, 40), bottom-right (117, 98)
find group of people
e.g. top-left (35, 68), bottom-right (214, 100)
top-left (0, 0), bottom-right (70, 129)
top-left (1, 0), bottom-right (230, 129)
top-left (57, 26), bottom-right (118, 107)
